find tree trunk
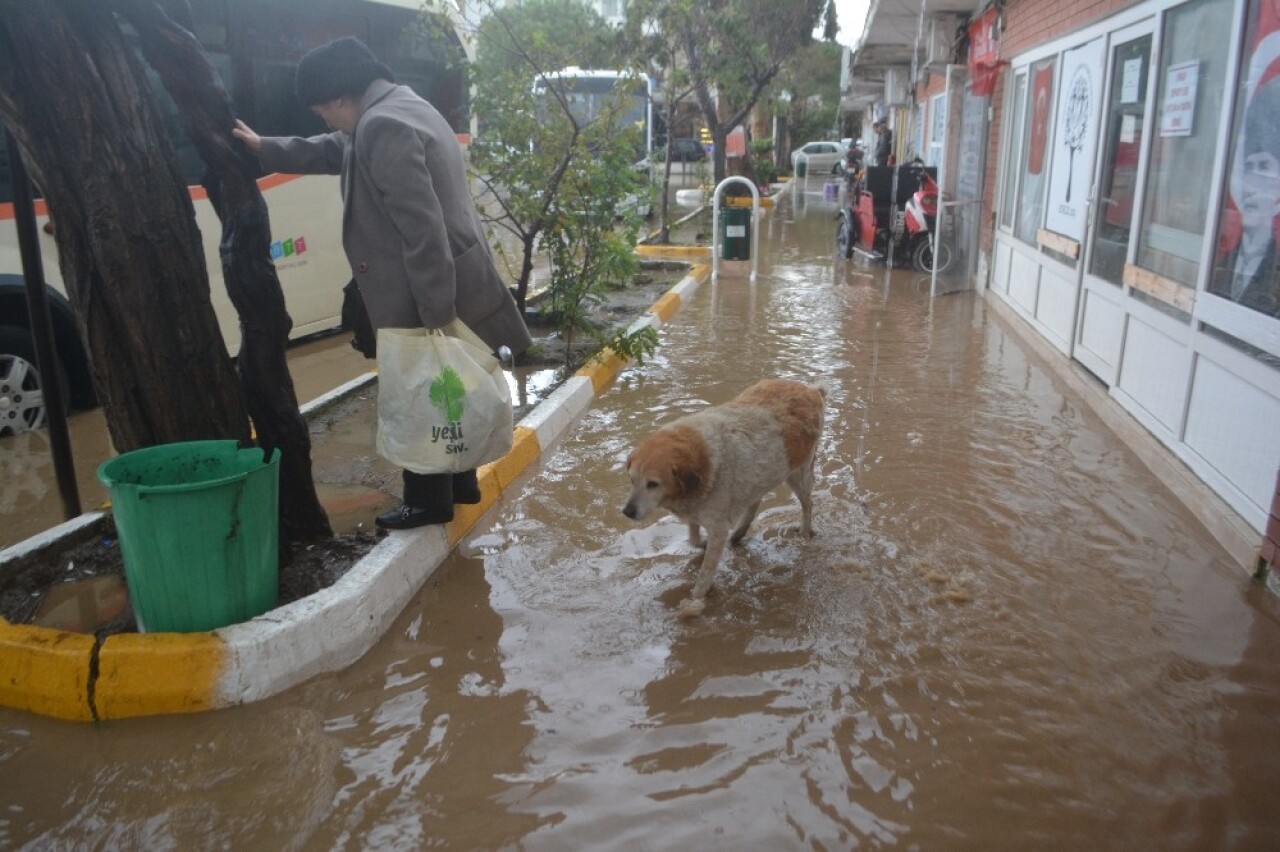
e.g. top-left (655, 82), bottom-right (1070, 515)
top-left (116, 0), bottom-right (331, 542)
top-left (0, 0), bottom-right (332, 543)
top-left (0, 0), bottom-right (249, 449)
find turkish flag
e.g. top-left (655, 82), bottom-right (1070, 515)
top-left (1028, 62), bottom-right (1055, 175)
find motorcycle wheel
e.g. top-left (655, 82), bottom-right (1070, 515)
top-left (912, 236), bottom-right (954, 274)
top-left (836, 215), bottom-right (855, 259)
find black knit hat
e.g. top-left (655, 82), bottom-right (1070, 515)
top-left (295, 37), bottom-right (394, 106)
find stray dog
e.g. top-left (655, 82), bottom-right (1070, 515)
top-left (622, 379), bottom-right (826, 616)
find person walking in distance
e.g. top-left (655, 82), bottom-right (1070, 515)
top-left (232, 37), bottom-right (532, 530)
top-left (872, 120), bottom-right (894, 167)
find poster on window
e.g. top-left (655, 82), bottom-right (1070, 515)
top-left (1210, 0), bottom-right (1280, 317)
top-left (1045, 38), bottom-right (1105, 241)
top-left (1028, 62), bottom-right (1055, 175)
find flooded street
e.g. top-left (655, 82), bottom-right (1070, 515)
top-left (3, 188), bottom-right (1280, 849)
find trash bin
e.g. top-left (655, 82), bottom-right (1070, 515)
top-left (720, 206), bottom-right (751, 261)
top-left (797, 159), bottom-right (807, 178)
top-left (98, 440), bottom-right (280, 633)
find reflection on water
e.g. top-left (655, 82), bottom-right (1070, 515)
top-left (3, 191), bottom-right (1279, 849)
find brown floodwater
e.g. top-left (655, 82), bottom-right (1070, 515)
top-left (3, 188), bottom-right (1279, 849)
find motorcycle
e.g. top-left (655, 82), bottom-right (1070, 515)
top-left (836, 165), bottom-right (954, 274)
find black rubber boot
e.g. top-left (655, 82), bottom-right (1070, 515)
top-left (452, 469), bottom-right (482, 504)
top-left (377, 471), bottom-right (454, 530)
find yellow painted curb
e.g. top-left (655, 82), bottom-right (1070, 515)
top-left (488, 427), bottom-right (541, 492)
top-left (0, 622), bottom-right (95, 721)
top-left (636, 245), bottom-right (711, 261)
top-left (577, 348), bottom-right (627, 395)
top-left (648, 292), bottom-right (682, 323)
top-left (94, 632), bottom-right (224, 719)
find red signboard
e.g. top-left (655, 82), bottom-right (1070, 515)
top-left (969, 5), bottom-right (1004, 96)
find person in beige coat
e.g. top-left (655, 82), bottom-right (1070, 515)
top-left (233, 37), bottom-right (531, 530)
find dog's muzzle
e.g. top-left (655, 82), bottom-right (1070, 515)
top-left (622, 502), bottom-right (637, 519)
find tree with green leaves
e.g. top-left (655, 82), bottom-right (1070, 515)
top-left (432, 0), bottom-right (658, 368)
top-left (625, 0), bottom-right (829, 185)
top-left (620, 3), bottom-right (700, 244)
top-left (778, 39), bottom-right (846, 158)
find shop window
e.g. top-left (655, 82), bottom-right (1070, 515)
top-left (1089, 35), bottom-right (1152, 286)
top-left (1134, 0), bottom-right (1234, 289)
top-left (1207, 0), bottom-right (1280, 320)
top-left (929, 92), bottom-right (947, 172)
top-left (999, 72), bottom-right (1027, 230)
top-left (1015, 57), bottom-right (1056, 245)
top-left (915, 102), bottom-right (926, 161)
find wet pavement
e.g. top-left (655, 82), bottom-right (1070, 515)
top-left (3, 188), bottom-right (1280, 848)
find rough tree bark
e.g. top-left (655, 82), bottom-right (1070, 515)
top-left (0, 0), bottom-right (331, 542)
top-left (116, 0), bottom-right (331, 541)
top-left (0, 1), bottom-right (249, 448)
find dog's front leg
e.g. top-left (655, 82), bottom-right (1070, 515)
top-left (687, 522), bottom-right (705, 548)
top-left (679, 527), bottom-right (728, 617)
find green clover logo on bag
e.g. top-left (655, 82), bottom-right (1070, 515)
top-left (429, 367), bottom-right (467, 422)
top-left (428, 368), bottom-right (468, 454)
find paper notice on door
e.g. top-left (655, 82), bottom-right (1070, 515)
top-left (1120, 114), bottom-right (1137, 144)
top-left (1121, 58), bottom-right (1142, 104)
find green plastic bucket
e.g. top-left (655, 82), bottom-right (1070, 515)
top-left (97, 440), bottom-right (280, 633)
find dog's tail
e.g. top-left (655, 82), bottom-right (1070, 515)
top-left (809, 379), bottom-right (832, 400)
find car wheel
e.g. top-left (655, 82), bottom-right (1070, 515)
top-left (0, 325), bottom-right (68, 437)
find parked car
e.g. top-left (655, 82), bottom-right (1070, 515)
top-left (654, 137), bottom-right (707, 162)
top-left (790, 140), bottom-right (847, 176)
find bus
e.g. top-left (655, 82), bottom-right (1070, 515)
top-left (0, 0), bottom-right (468, 436)
top-left (532, 67), bottom-right (654, 161)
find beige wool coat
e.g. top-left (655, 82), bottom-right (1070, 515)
top-left (257, 79), bottom-right (532, 356)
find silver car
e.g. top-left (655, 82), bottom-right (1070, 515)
top-left (790, 140), bottom-right (847, 176)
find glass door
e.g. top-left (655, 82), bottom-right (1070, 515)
top-left (1075, 22), bottom-right (1155, 383)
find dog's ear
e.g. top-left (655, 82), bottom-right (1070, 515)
top-left (679, 468), bottom-right (701, 497)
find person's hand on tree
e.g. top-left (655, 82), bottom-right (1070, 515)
top-left (231, 119), bottom-right (261, 153)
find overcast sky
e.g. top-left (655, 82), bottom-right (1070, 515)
top-left (824, 0), bottom-right (871, 49)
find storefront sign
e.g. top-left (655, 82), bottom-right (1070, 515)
top-left (1046, 37), bottom-right (1105, 240)
top-left (969, 5), bottom-right (1004, 96)
top-left (1159, 60), bottom-right (1199, 136)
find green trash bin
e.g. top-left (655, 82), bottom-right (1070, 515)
top-left (720, 206), bottom-right (752, 261)
top-left (98, 440), bottom-right (280, 633)
top-left (796, 159), bottom-right (807, 178)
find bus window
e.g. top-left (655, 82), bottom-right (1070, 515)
top-left (142, 52), bottom-right (236, 186)
top-left (533, 68), bottom-right (652, 160)
top-left (253, 60), bottom-right (329, 139)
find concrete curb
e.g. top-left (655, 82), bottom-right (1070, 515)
top-left (0, 261), bottom-right (713, 721)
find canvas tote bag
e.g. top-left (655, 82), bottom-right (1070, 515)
top-left (375, 320), bottom-right (513, 474)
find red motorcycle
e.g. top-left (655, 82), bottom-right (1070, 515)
top-left (836, 165), bottom-right (953, 274)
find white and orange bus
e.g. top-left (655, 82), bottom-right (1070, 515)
top-left (0, 0), bottom-right (468, 436)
